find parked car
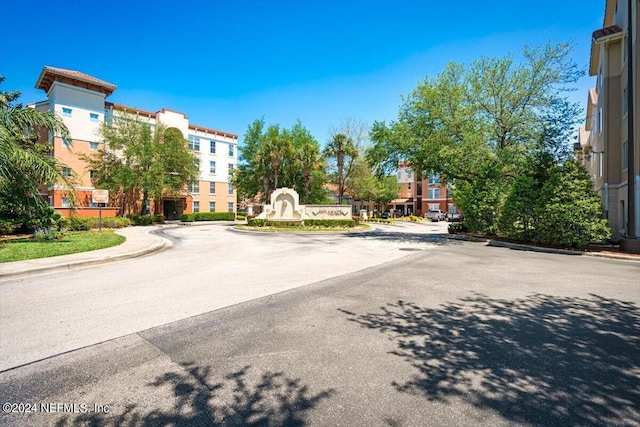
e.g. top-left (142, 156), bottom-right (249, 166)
top-left (425, 209), bottom-right (445, 222)
top-left (380, 211), bottom-right (392, 219)
top-left (447, 212), bottom-right (463, 222)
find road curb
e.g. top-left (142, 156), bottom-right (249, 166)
top-left (0, 228), bottom-right (171, 280)
top-left (446, 234), bottom-right (640, 262)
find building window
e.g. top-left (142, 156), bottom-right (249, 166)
top-left (209, 181), bottom-right (216, 194)
top-left (228, 183), bottom-right (234, 195)
top-left (598, 105), bottom-right (603, 135)
top-left (62, 197), bottom-right (70, 207)
top-left (428, 174), bottom-right (440, 184)
top-left (210, 140), bottom-right (216, 154)
top-left (90, 113), bottom-right (99, 122)
top-left (188, 135), bottom-right (200, 151)
top-left (209, 201), bottom-right (216, 212)
top-left (62, 167), bottom-right (72, 177)
top-left (90, 142), bottom-right (99, 150)
top-left (228, 144), bottom-right (234, 157)
top-left (228, 202), bottom-right (234, 212)
top-left (228, 163), bottom-right (234, 174)
top-left (407, 170), bottom-right (413, 179)
top-left (428, 203), bottom-right (440, 210)
top-left (209, 161), bottom-right (216, 174)
top-left (428, 188), bottom-right (440, 199)
top-left (622, 140), bottom-right (628, 170)
top-left (189, 180), bottom-right (200, 193)
top-left (62, 138), bottom-right (72, 148)
top-left (193, 201), bottom-right (200, 213)
top-left (89, 170), bottom-right (98, 180)
top-left (62, 107), bottom-right (72, 117)
top-left (598, 153), bottom-right (603, 177)
top-left (397, 171), bottom-right (402, 180)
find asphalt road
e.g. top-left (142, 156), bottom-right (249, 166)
top-left (1, 222), bottom-right (639, 426)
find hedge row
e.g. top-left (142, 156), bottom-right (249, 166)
top-left (247, 218), bottom-right (355, 228)
top-left (59, 216), bottom-right (133, 231)
top-left (127, 214), bottom-right (164, 226)
top-left (181, 212), bottom-right (236, 222)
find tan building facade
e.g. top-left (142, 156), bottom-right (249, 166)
top-left (577, 0), bottom-right (639, 242)
top-left (31, 66), bottom-right (238, 219)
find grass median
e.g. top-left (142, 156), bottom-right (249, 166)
top-left (0, 230), bottom-right (126, 263)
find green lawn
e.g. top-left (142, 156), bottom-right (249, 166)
top-left (0, 231), bottom-right (126, 263)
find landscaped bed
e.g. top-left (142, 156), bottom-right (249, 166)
top-left (0, 230), bottom-right (125, 263)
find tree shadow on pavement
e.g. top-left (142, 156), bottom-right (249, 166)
top-left (340, 293), bottom-right (640, 426)
top-left (56, 364), bottom-right (334, 427)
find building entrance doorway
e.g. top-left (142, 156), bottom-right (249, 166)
top-left (163, 200), bottom-right (183, 220)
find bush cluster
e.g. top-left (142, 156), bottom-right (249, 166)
top-left (126, 214), bottom-right (163, 226)
top-left (65, 216), bottom-right (132, 231)
top-left (455, 159), bottom-right (610, 248)
top-left (448, 222), bottom-right (469, 234)
top-left (33, 227), bottom-right (60, 241)
top-left (305, 219), bottom-right (355, 228)
top-left (181, 212), bottom-right (236, 222)
top-left (246, 218), bottom-right (355, 228)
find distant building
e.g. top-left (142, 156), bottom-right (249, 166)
top-left (575, 0), bottom-right (638, 241)
top-left (393, 163), bottom-right (459, 217)
top-left (31, 66), bottom-right (238, 219)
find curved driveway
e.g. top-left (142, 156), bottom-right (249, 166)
top-left (0, 221), bottom-right (447, 371)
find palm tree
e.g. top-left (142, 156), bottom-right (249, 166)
top-left (324, 133), bottom-right (358, 204)
top-left (1, 77), bottom-right (74, 228)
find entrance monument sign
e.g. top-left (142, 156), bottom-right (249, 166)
top-left (256, 188), bottom-right (351, 223)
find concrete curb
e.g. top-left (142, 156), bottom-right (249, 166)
top-left (0, 227), bottom-right (170, 280)
top-left (446, 234), bottom-right (640, 262)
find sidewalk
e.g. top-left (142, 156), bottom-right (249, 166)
top-left (0, 226), bottom-right (170, 280)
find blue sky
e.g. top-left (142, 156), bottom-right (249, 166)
top-left (2, 0), bottom-right (604, 146)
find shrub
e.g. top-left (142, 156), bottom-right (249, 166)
top-left (127, 214), bottom-right (155, 226)
top-left (305, 219), bottom-right (355, 228)
top-left (236, 214), bottom-right (246, 221)
top-left (181, 213), bottom-right (195, 222)
top-left (33, 227), bottom-right (60, 241)
top-left (193, 212), bottom-right (236, 221)
top-left (533, 161), bottom-right (610, 247)
top-left (68, 216), bottom-right (131, 230)
top-left (247, 218), bottom-right (266, 227)
top-left (69, 217), bottom-right (91, 231)
top-left (448, 222), bottom-right (469, 234)
top-left (497, 175), bottom-right (540, 242)
top-left (0, 219), bottom-right (19, 235)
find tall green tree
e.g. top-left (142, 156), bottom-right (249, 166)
top-left (324, 133), bottom-right (358, 204)
top-left (289, 120), bottom-right (324, 203)
top-left (232, 118), bottom-right (325, 203)
top-left (326, 118), bottom-right (368, 205)
top-left (0, 76), bottom-right (75, 231)
top-left (82, 114), bottom-right (198, 215)
top-left (368, 42), bottom-right (584, 235)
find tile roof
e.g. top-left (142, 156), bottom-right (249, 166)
top-left (592, 25), bottom-right (623, 42)
top-left (36, 66), bottom-right (117, 95)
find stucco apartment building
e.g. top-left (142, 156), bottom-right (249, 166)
top-left (393, 163), bottom-right (456, 217)
top-left (576, 0), bottom-right (638, 243)
top-left (31, 66), bottom-right (238, 219)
